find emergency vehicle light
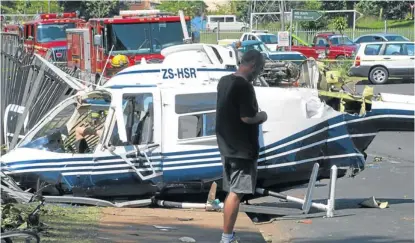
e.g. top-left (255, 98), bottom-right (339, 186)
top-left (119, 10), bottom-right (174, 17)
top-left (39, 12), bottom-right (79, 20)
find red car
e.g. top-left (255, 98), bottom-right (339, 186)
top-left (291, 32), bottom-right (357, 59)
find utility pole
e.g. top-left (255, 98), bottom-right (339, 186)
top-left (280, 0), bottom-right (285, 31)
top-left (48, 0), bottom-right (51, 13)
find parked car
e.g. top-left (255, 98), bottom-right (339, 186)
top-left (240, 30), bottom-right (279, 51)
top-left (205, 15), bottom-right (249, 32)
top-left (350, 41), bottom-right (414, 84)
top-left (290, 32), bottom-right (357, 59)
top-left (232, 40), bottom-right (307, 66)
top-left (354, 33), bottom-right (410, 44)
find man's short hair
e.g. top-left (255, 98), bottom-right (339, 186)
top-left (240, 49), bottom-right (265, 69)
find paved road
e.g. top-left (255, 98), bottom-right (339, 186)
top-left (252, 82), bottom-right (414, 243)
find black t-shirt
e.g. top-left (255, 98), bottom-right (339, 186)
top-left (215, 74), bottom-right (260, 160)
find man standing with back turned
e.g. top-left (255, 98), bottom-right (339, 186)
top-left (216, 50), bottom-right (267, 243)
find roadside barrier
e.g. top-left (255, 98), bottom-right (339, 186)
top-left (0, 32), bottom-right (78, 151)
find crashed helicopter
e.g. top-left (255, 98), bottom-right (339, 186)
top-left (1, 42), bottom-right (414, 205)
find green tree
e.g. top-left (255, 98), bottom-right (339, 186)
top-left (1, 0), bottom-right (62, 14)
top-left (298, 0), bottom-right (328, 30)
top-left (356, 0), bottom-right (412, 20)
top-left (59, 0), bottom-right (127, 20)
top-left (83, 0), bottom-right (118, 18)
top-left (332, 17), bottom-right (347, 36)
top-left (157, 0), bottom-right (207, 17)
top-left (355, 0), bottom-right (381, 17)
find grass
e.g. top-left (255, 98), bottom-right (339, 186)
top-left (356, 16), bottom-right (414, 29)
top-left (10, 203), bottom-right (102, 243)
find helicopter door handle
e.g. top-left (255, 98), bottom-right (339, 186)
top-left (410, 57), bottom-right (414, 60)
top-left (383, 57), bottom-right (391, 60)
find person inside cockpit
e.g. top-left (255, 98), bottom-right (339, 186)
top-left (74, 110), bottom-right (105, 153)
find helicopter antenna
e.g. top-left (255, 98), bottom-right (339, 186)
top-left (98, 45), bottom-right (114, 86)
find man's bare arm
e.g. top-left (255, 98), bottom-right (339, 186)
top-left (241, 111), bottom-right (267, 125)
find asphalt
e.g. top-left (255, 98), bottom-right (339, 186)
top-left (251, 81), bottom-right (414, 243)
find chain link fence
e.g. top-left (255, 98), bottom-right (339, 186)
top-left (201, 27), bottom-right (414, 44)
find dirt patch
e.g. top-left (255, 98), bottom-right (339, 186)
top-left (98, 207), bottom-right (266, 243)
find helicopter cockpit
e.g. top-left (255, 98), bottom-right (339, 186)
top-left (18, 92), bottom-right (111, 154)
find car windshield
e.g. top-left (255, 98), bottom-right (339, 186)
top-left (270, 54), bottom-right (306, 65)
top-left (107, 21), bottom-right (191, 55)
top-left (36, 23), bottom-right (75, 43)
top-left (259, 35), bottom-right (278, 44)
top-left (406, 43), bottom-right (414, 55)
top-left (244, 43), bottom-right (270, 53)
top-left (385, 35), bottom-right (409, 41)
top-left (330, 36), bottom-right (354, 46)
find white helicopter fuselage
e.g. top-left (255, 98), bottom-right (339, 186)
top-left (1, 44), bottom-right (414, 198)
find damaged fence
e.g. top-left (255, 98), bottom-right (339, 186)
top-left (0, 33), bottom-right (81, 154)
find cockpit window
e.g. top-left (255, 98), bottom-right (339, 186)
top-left (19, 93), bottom-right (111, 154)
top-left (110, 93), bottom-right (154, 146)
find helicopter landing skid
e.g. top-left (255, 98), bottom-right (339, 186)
top-left (242, 163), bottom-right (338, 218)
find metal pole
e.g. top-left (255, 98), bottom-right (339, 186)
top-left (290, 9), bottom-right (293, 51)
top-left (250, 13), bottom-right (254, 31)
top-left (48, 0), bottom-right (51, 13)
top-left (216, 21), bottom-right (220, 43)
top-left (326, 165), bottom-right (338, 218)
top-left (352, 10), bottom-right (356, 40)
top-left (295, 21), bottom-right (298, 37)
top-left (280, 0), bottom-right (285, 31)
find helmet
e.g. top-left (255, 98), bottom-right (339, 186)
top-left (87, 110), bottom-right (106, 126)
top-left (111, 54), bottom-right (129, 68)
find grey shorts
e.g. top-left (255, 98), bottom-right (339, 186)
top-left (222, 156), bottom-right (258, 195)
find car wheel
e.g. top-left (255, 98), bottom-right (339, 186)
top-left (369, 66), bottom-right (389, 84)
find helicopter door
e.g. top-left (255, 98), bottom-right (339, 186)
top-left (102, 88), bottom-right (162, 182)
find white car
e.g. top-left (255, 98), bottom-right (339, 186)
top-left (205, 15), bottom-right (249, 32)
top-left (350, 41), bottom-right (414, 84)
top-left (240, 30), bottom-right (279, 51)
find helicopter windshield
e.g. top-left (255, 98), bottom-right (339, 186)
top-left (18, 93), bottom-right (111, 154)
top-left (107, 21), bottom-right (191, 55)
top-left (36, 23), bottom-right (76, 43)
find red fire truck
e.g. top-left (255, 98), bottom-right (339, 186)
top-left (2, 24), bottom-right (22, 36)
top-left (22, 12), bottom-right (85, 62)
top-left (66, 10), bottom-right (191, 84)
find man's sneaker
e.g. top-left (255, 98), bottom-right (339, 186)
top-left (219, 233), bottom-right (240, 243)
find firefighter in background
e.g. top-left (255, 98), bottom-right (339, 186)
top-left (191, 10), bottom-right (205, 43)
